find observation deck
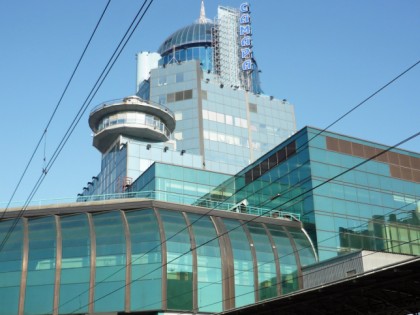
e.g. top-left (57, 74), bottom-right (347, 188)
top-left (89, 96), bottom-right (176, 153)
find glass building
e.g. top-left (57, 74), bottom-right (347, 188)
top-left (79, 2), bottom-right (296, 198)
top-left (202, 126), bottom-right (420, 261)
top-left (0, 199), bottom-right (316, 315)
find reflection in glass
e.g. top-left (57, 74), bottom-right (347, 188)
top-left (160, 210), bottom-right (193, 310)
top-left (188, 213), bottom-right (222, 312)
top-left (126, 209), bottom-right (162, 310)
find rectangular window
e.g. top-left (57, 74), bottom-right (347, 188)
top-left (249, 103), bottom-right (258, 113)
top-left (175, 91), bottom-right (183, 101)
top-left (184, 89), bottom-right (193, 100)
top-left (216, 113), bottom-right (225, 123)
top-left (208, 111), bottom-right (217, 121)
top-left (167, 93), bottom-right (175, 103)
top-left (226, 115), bottom-right (233, 125)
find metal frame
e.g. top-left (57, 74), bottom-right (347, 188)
top-left (240, 221), bottom-right (259, 302)
top-left (120, 210), bottom-right (132, 312)
top-left (282, 226), bottom-right (303, 289)
top-left (3, 199), bottom-right (308, 314)
top-left (87, 213), bottom-right (96, 314)
top-left (53, 215), bottom-right (62, 315)
top-left (18, 218), bottom-right (28, 315)
top-left (154, 207), bottom-right (167, 310)
top-left (212, 216), bottom-right (235, 310)
top-left (262, 223), bottom-right (282, 296)
top-left (182, 212), bottom-right (198, 312)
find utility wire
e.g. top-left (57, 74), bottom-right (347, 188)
top-left (0, 0), bottom-right (154, 254)
top-left (0, 5), bottom-right (417, 311)
top-left (152, 200), bottom-right (419, 314)
top-left (0, 0), bottom-right (112, 219)
top-left (67, 130), bottom-right (419, 313)
top-left (211, 238), bottom-right (420, 315)
top-left (58, 57), bottom-right (420, 310)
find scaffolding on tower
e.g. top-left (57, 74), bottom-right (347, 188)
top-left (212, 6), bottom-right (242, 88)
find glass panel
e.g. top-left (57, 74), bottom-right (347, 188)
top-left (187, 214), bottom-right (222, 312)
top-left (247, 222), bottom-right (277, 301)
top-left (266, 225), bottom-right (299, 294)
top-left (24, 216), bottom-right (56, 315)
top-left (160, 210), bottom-right (193, 310)
top-left (222, 218), bottom-right (255, 307)
top-left (0, 218), bottom-right (23, 315)
top-left (126, 209), bottom-right (162, 310)
top-left (93, 211), bottom-right (126, 312)
top-left (59, 214), bottom-right (90, 314)
top-left (287, 227), bottom-right (317, 267)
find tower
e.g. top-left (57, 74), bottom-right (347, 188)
top-left (80, 2), bottom-right (296, 198)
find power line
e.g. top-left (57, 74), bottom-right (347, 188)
top-left (0, 0), bottom-right (155, 254)
top-left (0, 0), bottom-right (112, 219)
top-left (66, 130), bottom-right (419, 313)
top-left (0, 4), bottom-right (417, 312)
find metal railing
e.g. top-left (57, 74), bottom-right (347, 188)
top-left (1, 191), bottom-right (300, 221)
top-left (90, 97), bottom-right (174, 117)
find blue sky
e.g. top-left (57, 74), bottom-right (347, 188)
top-left (0, 0), bottom-right (419, 205)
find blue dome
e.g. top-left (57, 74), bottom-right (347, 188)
top-left (157, 22), bottom-right (214, 56)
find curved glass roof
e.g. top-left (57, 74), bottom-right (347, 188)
top-left (157, 22), bottom-right (214, 56)
top-left (0, 199), bottom-right (316, 314)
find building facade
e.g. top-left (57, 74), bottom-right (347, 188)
top-left (0, 199), bottom-right (316, 315)
top-left (79, 2), bottom-right (296, 198)
top-left (202, 126), bottom-right (420, 261)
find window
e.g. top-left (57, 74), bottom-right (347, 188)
top-left (184, 89), bottom-right (193, 99)
top-left (167, 93), bottom-right (175, 103)
top-left (249, 102), bottom-right (258, 113)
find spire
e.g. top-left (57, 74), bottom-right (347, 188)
top-left (197, 0), bottom-right (211, 24)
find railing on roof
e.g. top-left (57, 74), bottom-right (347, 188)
top-left (1, 191), bottom-right (300, 221)
top-left (90, 97), bottom-right (174, 118)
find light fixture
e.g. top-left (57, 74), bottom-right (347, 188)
top-left (164, 146), bottom-right (169, 152)
top-left (92, 176), bottom-right (99, 181)
top-left (88, 181), bottom-right (93, 186)
top-left (181, 149), bottom-right (186, 155)
top-left (146, 144), bottom-right (151, 150)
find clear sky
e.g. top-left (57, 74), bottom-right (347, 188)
top-left (0, 0), bottom-right (419, 205)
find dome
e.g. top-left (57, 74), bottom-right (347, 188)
top-left (157, 22), bottom-right (214, 56)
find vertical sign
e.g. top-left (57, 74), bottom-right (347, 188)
top-left (239, 3), bottom-right (252, 71)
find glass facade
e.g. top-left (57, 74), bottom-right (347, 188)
top-left (0, 218), bottom-right (23, 315)
top-left (59, 214), bottom-right (90, 314)
top-left (146, 60), bottom-right (296, 176)
top-left (205, 127), bottom-right (420, 261)
top-left (0, 200), bottom-right (315, 314)
top-left (157, 22), bottom-right (213, 72)
top-left (80, 7), bottom-right (296, 198)
top-left (96, 111), bottom-right (171, 138)
top-left (128, 162), bottom-right (231, 204)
